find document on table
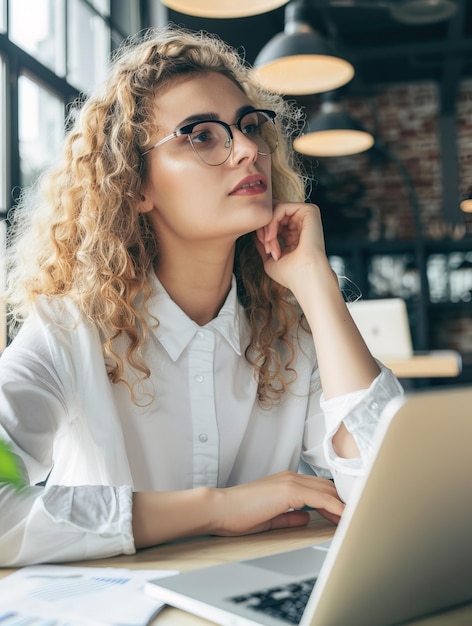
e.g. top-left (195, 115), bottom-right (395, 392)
top-left (0, 564), bottom-right (178, 626)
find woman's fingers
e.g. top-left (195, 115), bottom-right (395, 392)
top-left (255, 225), bottom-right (281, 261)
top-left (215, 472), bottom-right (344, 537)
top-left (257, 202), bottom-right (326, 268)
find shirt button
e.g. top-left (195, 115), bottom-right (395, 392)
top-left (195, 374), bottom-right (204, 383)
top-left (370, 401), bottom-right (379, 411)
top-left (199, 433), bottom-right (208, 443)
top-left (196, 331), bottom-right (204, 340)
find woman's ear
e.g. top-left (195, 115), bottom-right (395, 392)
top-left (138, 188), bottom-right (154, 214)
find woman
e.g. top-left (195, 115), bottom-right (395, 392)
top-left (0, 26), bottom-right (403, 566)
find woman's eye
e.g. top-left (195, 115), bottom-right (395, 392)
top-left (191, 130), bottom-right (211, 144)
top-left (189, 124), bottom-right (219, 144)
top-left (242, 122), bottom-right (262, 136)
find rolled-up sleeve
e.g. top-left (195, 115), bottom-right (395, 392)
top-left (305, 362), bottom-right (404, 502)
top-left (0, 482), bottom-right (135, 566)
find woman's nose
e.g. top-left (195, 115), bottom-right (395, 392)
top-left (230, 127), bottom-right (259, 164)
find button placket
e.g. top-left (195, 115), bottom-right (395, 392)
top-left (189, 330), bottom-right (219, 487)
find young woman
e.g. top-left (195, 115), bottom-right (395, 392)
top-left (0, 26), bottom-right (403, 566)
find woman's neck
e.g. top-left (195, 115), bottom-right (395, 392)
top-left (155, 248), bottom-right (235, 326)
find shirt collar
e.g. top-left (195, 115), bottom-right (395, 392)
top-left (147, 274), bottom-right (244, 362)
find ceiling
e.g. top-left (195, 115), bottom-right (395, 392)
top-left (155, 0), bottom-right (472, 99)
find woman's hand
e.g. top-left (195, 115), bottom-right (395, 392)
top-left (254, 202), bottom-right (329, 291)
top-left (132, 471), bottom-right (344, 549)
top-left (213, 471), bottom-right (344, 536)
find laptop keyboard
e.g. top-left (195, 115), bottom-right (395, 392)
top-left (228, 577), bottom-right (316, 624)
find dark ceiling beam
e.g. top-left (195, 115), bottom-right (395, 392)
top-left (440, 0), bottom-right (465, 113)
top-left (438, 0), bottom-right (466, 224)
top-left (351, 37), bottom-right (472, 61)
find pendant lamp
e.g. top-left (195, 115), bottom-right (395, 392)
top-left (159, 0), bottom-right (289, 18)
top-left (293, 95), bottom-right (374, 157)
top-left (389, 0), bottom-right (458, 24)
top-left (460, 188), bottom-right (472, 213)
top-left (253, 0), bottom-right (354, 95)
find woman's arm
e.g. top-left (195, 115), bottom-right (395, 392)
top-left (255, 202), bottom-right (387, 459)
top-left (132, 471), bottom-right (344, 549)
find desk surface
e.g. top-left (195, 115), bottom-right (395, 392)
top-left (383, 350), bottom-right (462, 378)
top-left (2, 511), bottom-right (471, 625)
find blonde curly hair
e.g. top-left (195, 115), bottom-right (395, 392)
top-left (6, 25), bottom-right (308, 405)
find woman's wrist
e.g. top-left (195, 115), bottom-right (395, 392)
top-left (132, 486), bottom-right (220, 548)
top-left (288, 257), bottom-right (340, 310)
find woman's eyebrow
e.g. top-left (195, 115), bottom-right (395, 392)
top-left (236, 105), bottom-right (257, 118)
top-left (177, 105), bottom-right (257, 127)
top-left (178, 112), bottom-right (219, 126)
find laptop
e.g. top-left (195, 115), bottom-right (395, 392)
top-left (348, 297), bottom-right (413, 360)
top-left (145, 386), bottom-right (472, 625)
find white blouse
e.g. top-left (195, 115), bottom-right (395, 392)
top-left (0, 275), bottom-right (403, 565)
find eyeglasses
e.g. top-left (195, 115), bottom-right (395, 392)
top-left (142, 109), bottom-right (278, 166)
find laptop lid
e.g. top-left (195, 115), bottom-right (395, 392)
top-left (348, 297), bottom-right (413, 359)
top-left (146, 386), bottom-right (472, 625)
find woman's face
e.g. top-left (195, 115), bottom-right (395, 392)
top-left (141, 72), bottom-right (274, 247)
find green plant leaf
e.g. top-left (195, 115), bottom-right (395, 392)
top-left (0, 440), bottom-right (25, 488)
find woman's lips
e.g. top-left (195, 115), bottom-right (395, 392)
top-left (230, 174), bottom-right (267, 195)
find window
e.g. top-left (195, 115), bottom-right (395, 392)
top-left (0, 56), bottom-right (6, 213)
top-left (0, 56), bottom-right (6, 351)
top-left (19, 74), bottom-right (65, 188)
top-left (10, 0), bottom-right (66, 76)
top-left (0, 218), bottom-right (5, 352)
top-left (428, 252), bottom-right (472, 303)
top-left (0, 0), bottom-right (143, 346)
top-left (368, 253), bottom-right (420, 301)
top-left (67, 0), bottom-right (110, 92)
top-left (0, 0), bottom-right (6, 33)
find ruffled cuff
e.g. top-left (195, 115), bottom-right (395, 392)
top-left (322, 362), bottom-right (404, 472)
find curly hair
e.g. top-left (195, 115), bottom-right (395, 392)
top-left (5, 25), bottom-right (308, 406)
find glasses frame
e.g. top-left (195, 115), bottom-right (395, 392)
top-left (142, 108), bottom-right (278, 166)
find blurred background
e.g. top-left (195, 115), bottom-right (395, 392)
top-left (0, 0), bottom-right (471, 387)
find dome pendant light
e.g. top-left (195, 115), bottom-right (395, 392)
top-left (253, 0), bottom-right (354, 95)
top-left (293, 95), bottom-right (374, 157)
top-left (460, 187), bottom-right (472, 213)
top-left (159, 0), bottom-right (289, 18)
top-left (389, 0), bottom-right (458, 25)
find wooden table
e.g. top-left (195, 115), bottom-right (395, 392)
top-left (2, 511), bottom-right (470, 625)
top-left (383, 350), bottom-right (462, 378)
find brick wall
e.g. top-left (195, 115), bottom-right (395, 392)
top-left (310, 78), bottom-right (472, 242)
top-left (308, 78), bottom-right (472, 362)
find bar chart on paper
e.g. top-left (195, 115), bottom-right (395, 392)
top-left (0, 564), bottom-right (178, 625)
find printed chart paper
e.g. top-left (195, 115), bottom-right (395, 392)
top-left (0, 564), bottom-right (178, 625)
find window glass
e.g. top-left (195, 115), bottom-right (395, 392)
top-left (89, 0), bottom-right (110, 16)
top-left (428, 252), bottom-right (472, 303)
top-left (18, 74), bottom-right (65, 188)
top-left (0, 56), bottom-right (6, 213)
top-left (0, 58), bottom-right (5, 350)
top-left (68, 0), bottom-right (110, 92)
top-left (9, 0), bottom-right (66, 76)
top-left (368, 253), bottom-right (419, 301)
top-left (112, 0), bottom-right (140, 38)
top-left (0, 0), bottom-right (6, 33)
top-left (0, 218), bottom-right (5, 352)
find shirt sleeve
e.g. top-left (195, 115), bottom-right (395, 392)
top-left (0, 481), bottom-right (135, 566)
top-left (303, 362), bottom-right (404, 502)
top-left (0, 313), bottom-right (136, 566)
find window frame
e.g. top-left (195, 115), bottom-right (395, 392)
top-left (0, 0), bottom-right (142, 346)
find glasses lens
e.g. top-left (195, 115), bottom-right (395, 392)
top-left (187, 121), bottom-right (232, 166)
top-left (185, 110), bottom-right (278, 166)
top-left (239, 110), bottom-right (278, 156)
